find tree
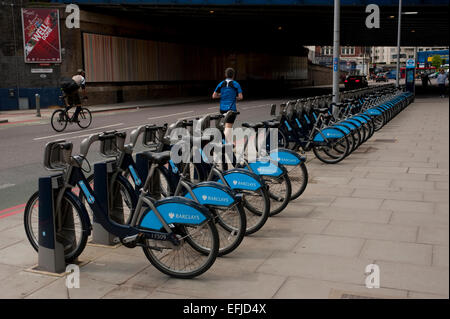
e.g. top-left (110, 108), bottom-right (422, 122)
top-left (431, 55), bottom-right (443, 68)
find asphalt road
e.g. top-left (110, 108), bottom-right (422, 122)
top-left (0, 97), bottom-right (288, 214)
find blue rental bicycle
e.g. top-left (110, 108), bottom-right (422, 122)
top-left (24, 132), bottom-right (219, 278)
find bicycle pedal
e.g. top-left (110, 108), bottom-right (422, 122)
top-left (122, 235), bottom-right (138, 243)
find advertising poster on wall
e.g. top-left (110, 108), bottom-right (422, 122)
top-left (21, 8), bottom-right (62, 63)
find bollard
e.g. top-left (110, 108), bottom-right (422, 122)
top-left (35, 94), bottom-right (41, 117)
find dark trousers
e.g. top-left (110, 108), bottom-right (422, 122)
top-left (439, 84), bottom-right (446, 96)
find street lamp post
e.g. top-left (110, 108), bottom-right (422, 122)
top-left (332, 0), bottom-right (340, 109)
top-left (395, 0), bottom-right (402, 88)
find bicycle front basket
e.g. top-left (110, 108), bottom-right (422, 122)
top-left (43, 140), bottom-right (73, 170)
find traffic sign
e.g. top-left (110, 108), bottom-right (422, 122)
top-left (406, 59), bottom-right (415, 68)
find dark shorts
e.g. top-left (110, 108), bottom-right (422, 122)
top-left (220, 109), bottom-right (237, 124)
top-left (67, 91), bottom-right (81, 107)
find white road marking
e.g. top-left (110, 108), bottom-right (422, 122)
top-left (148, 111), bottom-right (194, 120)
top-left (0, 184), bottom-right (15, 190)
top-left (33, 123), bottom-right (124, 141)
top-left (242, 104), bottom-right (270, 110)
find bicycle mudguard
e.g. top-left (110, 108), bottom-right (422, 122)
top-left (365, 108), bottom-right (383, 116)
top-left (139, 197), bottom-right (211, 231)
top-left (313, 127), bottom-right (345, 142)
top-left (184, 182), bottom-right (236, 207)
top-left (218, 168), bottom-right (264, 191)
top-left (331, 124), bottom-right (351, 135)
top-left (247, 159), bottom-right (284, 177)
top-left (269, 148), bottom-right (306, 166)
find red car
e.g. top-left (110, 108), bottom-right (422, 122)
top-left (344, 75), bottom-right (369, 89)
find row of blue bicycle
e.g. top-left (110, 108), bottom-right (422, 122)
top-left (23, 83), bottom-right (413, 278)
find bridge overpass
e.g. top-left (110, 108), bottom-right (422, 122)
top-left (53, 0), bottom-right (449, 47)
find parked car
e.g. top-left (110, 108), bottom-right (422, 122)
top-left (344, 75), bottom-right (369, 89)
top-left (375, 73), bottom-right (388, 82)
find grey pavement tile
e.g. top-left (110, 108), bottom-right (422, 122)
top-left (351, 188), bottom-right (424, 202)
top-left (389, 211), bottom-right (449, 227)
top-left (0, 263), bottom-right (21, 281)
top-left (300, 184), bottom-right (355, 197)
top-left (25, 278), bottom-right (68, 299)
top-left (381, 199), bottom-right (435, 214)
top-left (331, 197), bottom-right (384, 210)
top-left (432, 245), bottom-right (449, 268)
top-left (310, 176), bottom-right (352, 185)
top-left (270, 204), bottom-right (315, 218)
top-left (352, 166), bottom-right (409, 174)
top-left (366, 172), bottom-right (426, 181)
top-left (101, 285), bottom-right (153, 299)
top-left (257, 251), bottom-right (373, 286)
top-left (68, 276), bottom-right (118, 299)
top-left (293, 234), bottom-right (365, 257)
top-left (257, 217), bottom-right (330, 237)
top-left (435, 202), bottom-right (449, 215)
top-left (123, 266), bottom-right (171, 289)
top-left (324, 220), bottom-right (418, 242)
top-left (0, 241), bottom-right (38, 267)
top-left (400, 161), bottom-right (438, 168)
top-left (157, 269), bottom-right (287, 299)
top-left (360, 240), bottom-right (432, 266)
top-left (0, 237), bottom-right (23, 251)
top-left (0, 271), bottom-right (58, 299)
top-left (295, 194), bottom-right (337, 207)
top-left (435, 182), bottom-right (449, 190)
top-left (423, 190), bottom-right (449, 203)
top-left (348, 178), bottom-right (392, 189)
top-left (310, 206), bottom-right (392, 224)
top-left (417, 226), bottom-right (449, 246)
top-left (366, 161), bottom-right (402, 168)
top-left (390, 180), bottom-right (435, 191)
top-left (273, 276), bottom-right (408, 299)
top-left (408, 168), bottom-right (449, 176)
top-left (81, 252), bottom-right (150, 285)
top-left (374, 261), bottom-right (449, 296)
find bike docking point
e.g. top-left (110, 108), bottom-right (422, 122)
top-left (88, 160), bottom-right (122, 248)
top-left (135, 152), bottom-right (163, 200)
top-left (25, 175), bottom-right (89, 277)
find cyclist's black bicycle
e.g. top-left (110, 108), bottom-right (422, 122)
top-left (51, 94), bottom-right (92, 132)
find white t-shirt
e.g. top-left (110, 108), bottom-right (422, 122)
top-left (72, 75), bottom-right (86, 87)
top-left (436, 73), bottom-right (447, 84)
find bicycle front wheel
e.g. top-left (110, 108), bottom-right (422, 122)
top-left (212, 203), bottom-right (246, 256)
top-left (142, 220), bottom-right (219, 278)
top-left (77, 108), bottom-right (92, 129)
top-left (51, 110), bottom-right (68, 132)
top-left (286, 162), bottom-right (308, 200)
top-left (263, 173), bottom-right (292, 216)
top-left (23, 191), bottom-right (89, 262)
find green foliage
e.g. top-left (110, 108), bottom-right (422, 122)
top-left (431, 55), bottom-right (443, 68)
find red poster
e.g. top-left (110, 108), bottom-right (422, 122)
top-left (21, 8), bottom-right (62, 63)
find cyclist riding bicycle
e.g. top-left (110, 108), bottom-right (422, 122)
top-left (61, 69), bottom-right (87, 123)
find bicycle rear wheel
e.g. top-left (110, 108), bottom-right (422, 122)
top-left (23, 191), bottom-right (89, 262)
top-left (142, 220), bottom-right (219, 278)
top-left (312, 135), bottom-right (350, 164)
top-left (212, 203), bottom-right (246, 256)
top-left (240, 187), bottom-right (270, 235)
top-left (51, 110), bottom-right (68, 132)
top-left (77, 108), bottom-right (92, 129)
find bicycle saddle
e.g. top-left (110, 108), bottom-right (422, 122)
top-left (262, 120), bottom-right (280, 127)
top-left (315, 108), bottom-right (330, 113)
top-left (242, 122), bottom-right (264, 129)
top-left (141, 151), bottom-right (171, 165)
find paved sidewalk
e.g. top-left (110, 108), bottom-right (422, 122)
top-left (0, 96), bottom-right (448, 299)
top-left (0, 96), bottom-right (207, 124)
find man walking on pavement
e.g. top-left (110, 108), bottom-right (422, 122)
top-left (436, 68), bottom-right (448, 98)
